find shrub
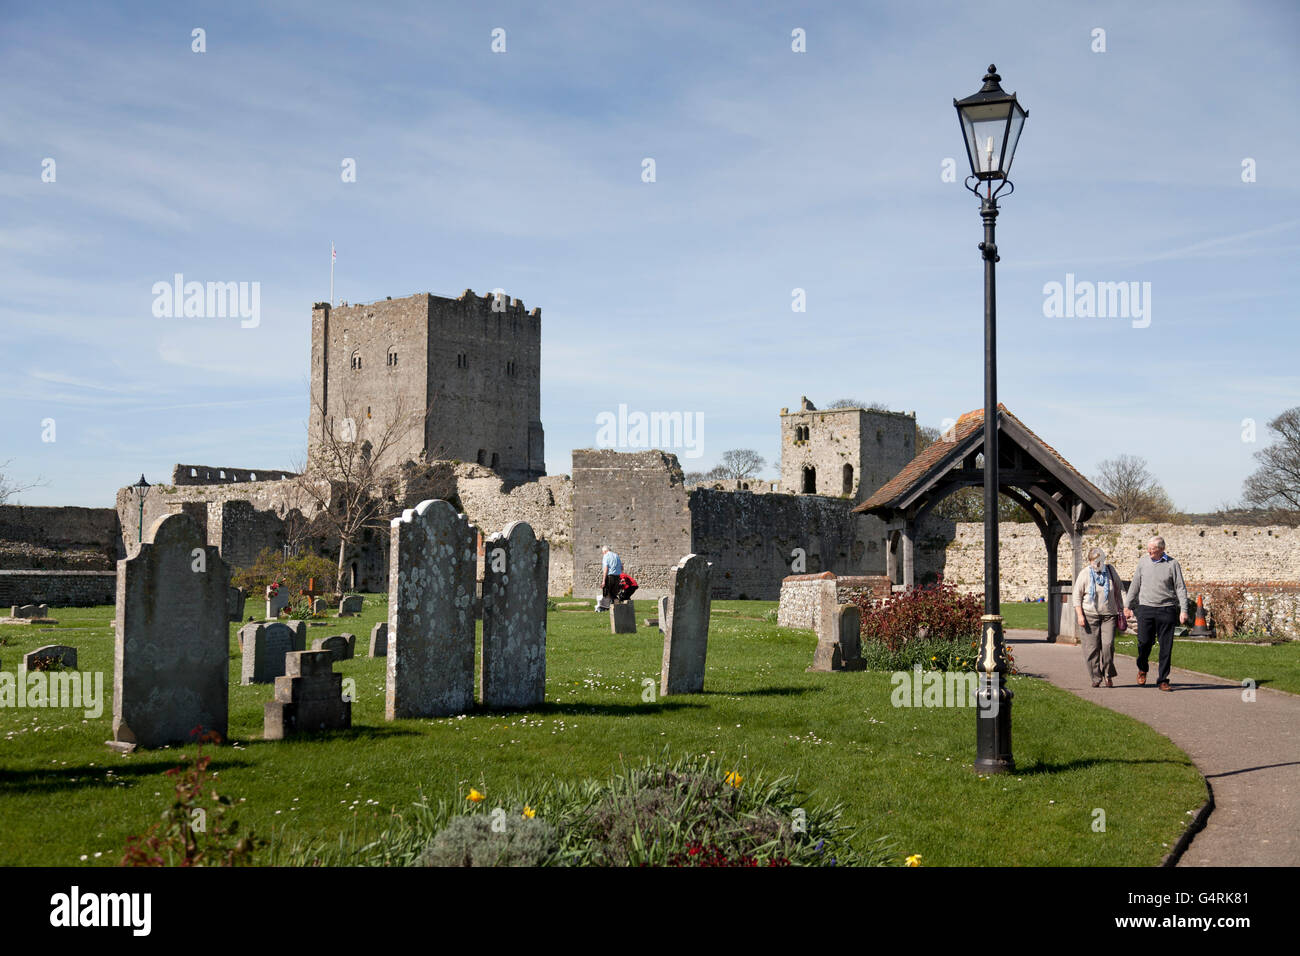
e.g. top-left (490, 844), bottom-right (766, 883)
top-left (121, 730), bottom-right (264, 867)
top-left (232, 549), bottom-right (338, 600)
top-left (851, 576), bottom-right (983, 652)
top-left (1204, 584), bottom-right (1247, 637)
top-left (417, 811), bottom-right (559, 867)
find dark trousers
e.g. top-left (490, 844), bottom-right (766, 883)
top-left (1136, 604), bottom-right (1178, 685)
top-left (601, 574), bottom-right (620, 605)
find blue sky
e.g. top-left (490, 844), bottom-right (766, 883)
top-left (2, 0), bottom-right (1297, 511)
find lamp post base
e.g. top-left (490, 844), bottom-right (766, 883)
top-left (974, 613), bottom-right (1015, 773)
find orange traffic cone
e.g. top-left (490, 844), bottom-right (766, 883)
top-left (1189, 594), bottom-right (1211, 637)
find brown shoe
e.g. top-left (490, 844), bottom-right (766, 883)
top-left (1158, 682), bottom-right (1172, 692)
top-left (1092, 679), bottom-right (1101, 687)
top-left (1105, 678), bottom-right (1113, 688)
top-left (1137, 671), bottom-right (1147, 686)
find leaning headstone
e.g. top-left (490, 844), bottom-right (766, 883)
top-left (241, 622), bottom-right (305, 684)
top-left (387, 499), bottom-right (477, 719)
top-left (266, 586), bottom-right (289, 620)
top-left (23, 644), bottom-right (78, 671)
top-left (659, 554), bottom-right (712, 696)
top-left (808, 604), bottom-right (865, 672)
top-left (313, 633), bottom-right (356, 662)
top-left (111, 513), bottom-right (230, 751)
top-left (339, 594), bottom-right (363, 616)
top-left (11, 604), bottom-right (49, 619)
top-left (369, 621), bottom-right (389, 657)
top-left (610, 602), bottom-right (637, 634)
top-left (481, 521), bottom-right (549, 709)
top-left (227, 587), bottom-right (245, 623)
top-left (657, 595), bottom-right (669, 634)
top-left (312, 597), bottom-right (326, 615)
top-left (264, 650), bottom-right (351, 740)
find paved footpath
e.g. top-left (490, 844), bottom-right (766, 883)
top-left (1008, 629), bottom-right (1300, 867)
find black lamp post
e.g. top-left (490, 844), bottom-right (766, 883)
top-left (955, 65), bottom-right (1026, 773)
top-left (130, 474), bottom-right (151, 543)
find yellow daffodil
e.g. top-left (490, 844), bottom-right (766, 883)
top-left (905, 853), bottom-right (922, 867)
top-left (724, 771), bottom-right (743, 788)
top-left (522, 806), bottom-right (536, 819)
top-left (467, 788), bottom-right (485, 803)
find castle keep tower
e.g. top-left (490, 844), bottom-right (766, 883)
top-left (309, 290), bottom-right (544, 480)
top-left (779, 397), bottom-right (915, 503)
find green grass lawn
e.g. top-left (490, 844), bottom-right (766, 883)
top-left (1112, 637), bottom-right (1300, 696)
top-left (992, 601), bottom-right (1300, 696)
top-left (0, 596), bottom-right (1205, 866)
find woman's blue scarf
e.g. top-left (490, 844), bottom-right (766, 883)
top-left (1088, 565), bottom-right (1110, 606)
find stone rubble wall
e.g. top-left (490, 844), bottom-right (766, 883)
top-left (0, 505), bottom-right (122, 570)
top-left (923, 521), bottom-right (1300, 600)
top-left (0, 570), bottom-right (117, 607)
top-left (778, 572), bottom-right (891, 630)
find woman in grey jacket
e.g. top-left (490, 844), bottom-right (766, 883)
top-left (1072, 547), bottom-right (1128, 687)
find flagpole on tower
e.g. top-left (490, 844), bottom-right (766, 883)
top-left (330, 242), bottom-right (335, 307)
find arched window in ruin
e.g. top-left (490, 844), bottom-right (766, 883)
top-left (477, 449), bottom-right (486, 465)
top-left (842, 464), bottom-right (853, 495)
top-left (387, 347), bottom-right (398, 367)
top-left (350, 349), bottom-right (362, 371)
top-left (490, 452), bottom-right (499, 468)
top-left (802, 466), bottom-right (816, 493)
top-left (189, 468), bottom-right (197, 478)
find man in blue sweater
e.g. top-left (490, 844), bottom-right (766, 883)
top-left (1124, 536), bottom-right (1189, 692)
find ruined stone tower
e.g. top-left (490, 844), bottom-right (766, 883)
top-left (779, 397), bottom-right (915, 503)
top-left (309, 290), bottom-right (545, 481)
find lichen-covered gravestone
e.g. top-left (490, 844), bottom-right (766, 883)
top-left (387, 499), bottom-right (476, 719)
top-left (369, 621), bottom-right (388, 658)
top-left (657, 595), bottom-right (669, 634)
top-left (659, 554), bottom-right (712, 696)
top-left (312, 598), bottom-right (326, 615)
top-left (481, 521), bottom-right (549, 709)
top-left (313, 633), bottom-right (355, 662)
top-left (11, 604), bottom-right (49, 619)
top-left (264, 650), bottom-right (351, 739)
top-left (227, 586), bottom-right (245, 622)
top-left (339, 594), bottom-right (363, 616)
top-left (111, 513), bottom-right (230, 751)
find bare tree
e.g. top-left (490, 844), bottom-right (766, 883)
top-left (0, 460), bottom-right (48, 505)
top-left (1094, 454), bottom-right (1177, 523)
top-left (292, 387), bottom-right (432, 594)
top-left (715, 449), bottom-right (766, 479)
top-left (915, 424), bottom-right (942, 453)
top-left (1242, 407), bottom-right (1300, 515)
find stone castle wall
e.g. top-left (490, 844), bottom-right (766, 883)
top-left (571, 449), bottom-right (692, 599)
top-left (919, 521), bottom-right (1300, 599)
top-left (0, 570), bottom-right (116, 607)
top-left (0, 505), bottom-right (122, 570)
top-left (777, 572), bottom-right (892, 630)
top-left (309, 290), bottom-right (544, 481)
top-left (779, 402), bottom-right (916, 501)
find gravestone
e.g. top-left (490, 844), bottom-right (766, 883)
top-left (369, 622), bottom-right (388, 658)
top-left (339, 594), bottom-right (363, 616)
top-left (263, 650), bottom-right (351, 740)
top-left (313, 633), bottom-right (356, 662)
top-left (312, 598), bottom-right (326, 615)
top-left (23, 644), bottom-right (78, 671)
top-left (11, 604), bottom-right (49, 619)
top-left (227, 587), bottom-right (245, 622)
top-left (241, 621), bottom-right (304, 684)
top-left (660, 554), bottom-right (712, 696)
top-left (610, 602), bottom-right (636, 634)
top-left (387, 499), bottom-right (477, 719)
top-left (657, 595), bottom-right (669, 634)
top-left (266, 587), bottom-right (289, 620)
top-left (809, 604), bottom-right (865, 672)
top-left (481, 521), bottom-right (549, 709)
top-left (111, 513), bottom-right (230, 751)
